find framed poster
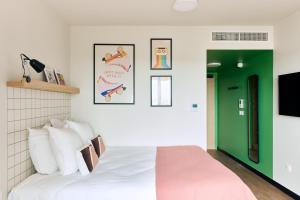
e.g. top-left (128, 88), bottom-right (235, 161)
top-left (94, 44), bottom-right (135, 104)
top-left (150, 38), bottom-right (172, 70)
top-left (151, 76), bottom-right (172, 107)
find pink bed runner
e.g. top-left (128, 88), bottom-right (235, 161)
top-left (156, 146), bottom-right (257, 200)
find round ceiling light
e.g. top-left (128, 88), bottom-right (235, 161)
top-left (207, 62), bottom-right (221, 68)
top-left (173, 0), bottom-right (199, 12)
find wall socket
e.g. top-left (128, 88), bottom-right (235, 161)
top-left (285, 163), bottom-right (293, 173)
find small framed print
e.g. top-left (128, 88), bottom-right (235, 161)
top-left (94, 44), bottom-right (135, 104)
top-left (151, 76), bottom-right (172, 107)
top-left (151, 38), bottom-right (172, 70)
top-left (44, 68), bottom-right (57, 84)
top-left (54, 69), bottom-right (66, 85)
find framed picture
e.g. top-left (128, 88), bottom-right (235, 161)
top-left (150, 38), bottom-right (172, 70)
top-left (44, 68), bottom-right (57, 84)
top-left (151, 76), bottom-right (172, 107)
top-left (94, 44), bottom-right (135, 104)
top-left (54, 69), bottom-right (66, 85)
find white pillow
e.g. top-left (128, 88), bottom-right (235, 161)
top-left (65, 120), bottom-right (96, 144)
top-left (48, 127), bottom-right (83, 176)
top-left (50, 119), bottom-right (66, 128)
top-left (28, 128), bottom-right (58, 174)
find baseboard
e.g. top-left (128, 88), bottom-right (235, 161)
top-left (217, 148), bottom-right (300, 200)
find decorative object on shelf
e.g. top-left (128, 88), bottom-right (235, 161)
top-left (94, 44), bottom-right (135, 104)
top-left (44, 67), bottom-right (57, 84)
top-left (151, 38), bottom-right (172, 70)
top-left (54, 69), bottom-right (66, 85)
top-left (151, 76), bottom-right (172, 107)
top-left (20, 54), bottom-right (45, 83)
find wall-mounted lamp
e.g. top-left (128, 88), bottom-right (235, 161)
top-left (20, 54), bottom-right (45, 82)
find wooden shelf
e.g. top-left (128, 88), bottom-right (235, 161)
top-left (7, 79), bottom-right (80, 94)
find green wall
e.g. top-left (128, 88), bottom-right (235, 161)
top-left (208, 50), bottom-right (273, 178)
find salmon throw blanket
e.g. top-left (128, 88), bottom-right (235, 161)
top-left (156, 146), bottom-right (257, 200)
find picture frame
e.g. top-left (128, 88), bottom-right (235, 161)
top-left (44, 67), bottom-right (57, 84)
top-left (54, 69), bottom-right (66, 85)
top-left (150, 38), bottom-right (172, 70)
top-left (93, 44), bottom-right (135, 104)
top-left (151, 75), bottom-right (172, 107)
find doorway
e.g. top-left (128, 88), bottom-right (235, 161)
top-left (207, 75), bottom-right (216, 150)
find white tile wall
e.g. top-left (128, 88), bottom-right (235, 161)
top-left (6, 87), bottom-right (71, 192)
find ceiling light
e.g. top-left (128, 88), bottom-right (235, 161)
top-left (173, 0), bottom-right (199, 12)
top-left (237, 62), bottom-right (244, 68)
top-left (207, 62), bottom-right (221, 68)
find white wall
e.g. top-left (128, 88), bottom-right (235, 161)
top-left (70, 26), bottom-right (273, 149)
top-left (274, 10), bottom-right (300, 195)
top-left (0, 0), bottom-right (69, 199)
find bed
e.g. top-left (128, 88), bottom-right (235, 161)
top-left (9, 146), bottom-right (256, 200)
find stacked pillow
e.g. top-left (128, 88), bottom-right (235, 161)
top-left (28, 119), bottom-right (106, 176)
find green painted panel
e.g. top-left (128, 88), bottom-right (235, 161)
top-left (208, 50), bottom-right (273, 178)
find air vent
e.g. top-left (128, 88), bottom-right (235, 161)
top-left (212, 32), bottom-right (268, 41)
top-left (212, 32), bottom-right (239, 41)
top-left (240, 32), bottom-right (268, 41)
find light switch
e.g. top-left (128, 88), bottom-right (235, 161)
top-left (239, 99), bottom-right (245, 109)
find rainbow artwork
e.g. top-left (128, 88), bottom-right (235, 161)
top-left (153, 47), bottom-right (170, 69)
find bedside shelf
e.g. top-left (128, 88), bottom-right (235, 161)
top-left (7, 79), bottom-right (80, 94)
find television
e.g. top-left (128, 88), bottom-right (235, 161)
top-left (279, 72), bottom-right (300, 117)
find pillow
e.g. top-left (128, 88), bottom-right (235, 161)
top-left (50, 119), bottom-right (66, 128)
top-left (48, 127), bottom-right (83, 176)
top-left (28, 128), bottom-right (58, 174)
top-left (91, 135), bottom-right (106, 157)
top-left (76, 144), bottom-right (99, 176)
top-left (65, 120), bottom-right (95, 144)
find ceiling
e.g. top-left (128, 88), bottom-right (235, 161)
top-left (207, 50), bottom-right (273, 73)
top-left (43, 0), bottom-right (300, 26)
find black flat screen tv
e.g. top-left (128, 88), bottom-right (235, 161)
top-left (279, 72), bottom-right (300, 117)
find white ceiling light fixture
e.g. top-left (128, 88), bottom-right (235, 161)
top-left (237, 62), bottom-right (244, 68)
top-left (173, 0), bottom-right (199, 12)
top-left (207, 62), bottom-right (221, 68)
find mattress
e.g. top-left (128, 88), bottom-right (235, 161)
top-left (9, 146), bottom-right (256, 200)
top-left (9, 146), bottom-right (157, 200)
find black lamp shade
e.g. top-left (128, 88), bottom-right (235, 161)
top-left (29, 59), bottom-right (45, 73)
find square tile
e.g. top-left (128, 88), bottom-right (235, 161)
top-left (14, 88), bottom-right (20, 99)
top-left (20, 120), bottom-right (26, 130)
top-left (8, 121), bottom-right (14, 133)
top-left (14, 121), bottom-right (21, 131)
top-left (8, 166), bottom-right (15, 178)
top-left (14, 99), bottom-right (20, 110)
top-left (8, 156), bottom-right (15, 168)
top-left (7, 88), bottom-right (14, 99)
top-left (21, 89), bottom-right (26, 99)
top-left (14, 142), bottom-right (21, 154)
top-left (8, 133), bottom-right (14, 145)
top-left (26, 99), bottom-right (31, 109)
top-left (8, 110), bottom-right (14, 122)
top-left (20, 151), bottom-right (26, 162)
top-left (8, 99), bottom-right (14, 110)
top-left (14, 109), bottom-right (21, 121)
top-left (21, 99), bottom-right (26, 109)
top-left (8, 145), bottom-right (15, 157)
top-left (25, 89), bottom-right (31, 99)
top-left (14, 175), bottom-right (20, 185)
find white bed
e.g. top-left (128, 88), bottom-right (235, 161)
top-left (9, 147), bottom-right (157, 200)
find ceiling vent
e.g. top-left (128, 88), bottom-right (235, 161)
top-left (239, 32), bottom-right (268, 41)
top-left (212, 32), bottom-right (239, 41)
top-left (212, 32), bottom-right (268, 41)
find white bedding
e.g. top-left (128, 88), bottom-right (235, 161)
top-left (9, 147), bottom-right (157, 200)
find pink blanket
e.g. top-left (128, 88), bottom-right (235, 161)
top-left (156, 146), bottom-right (257, 200)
